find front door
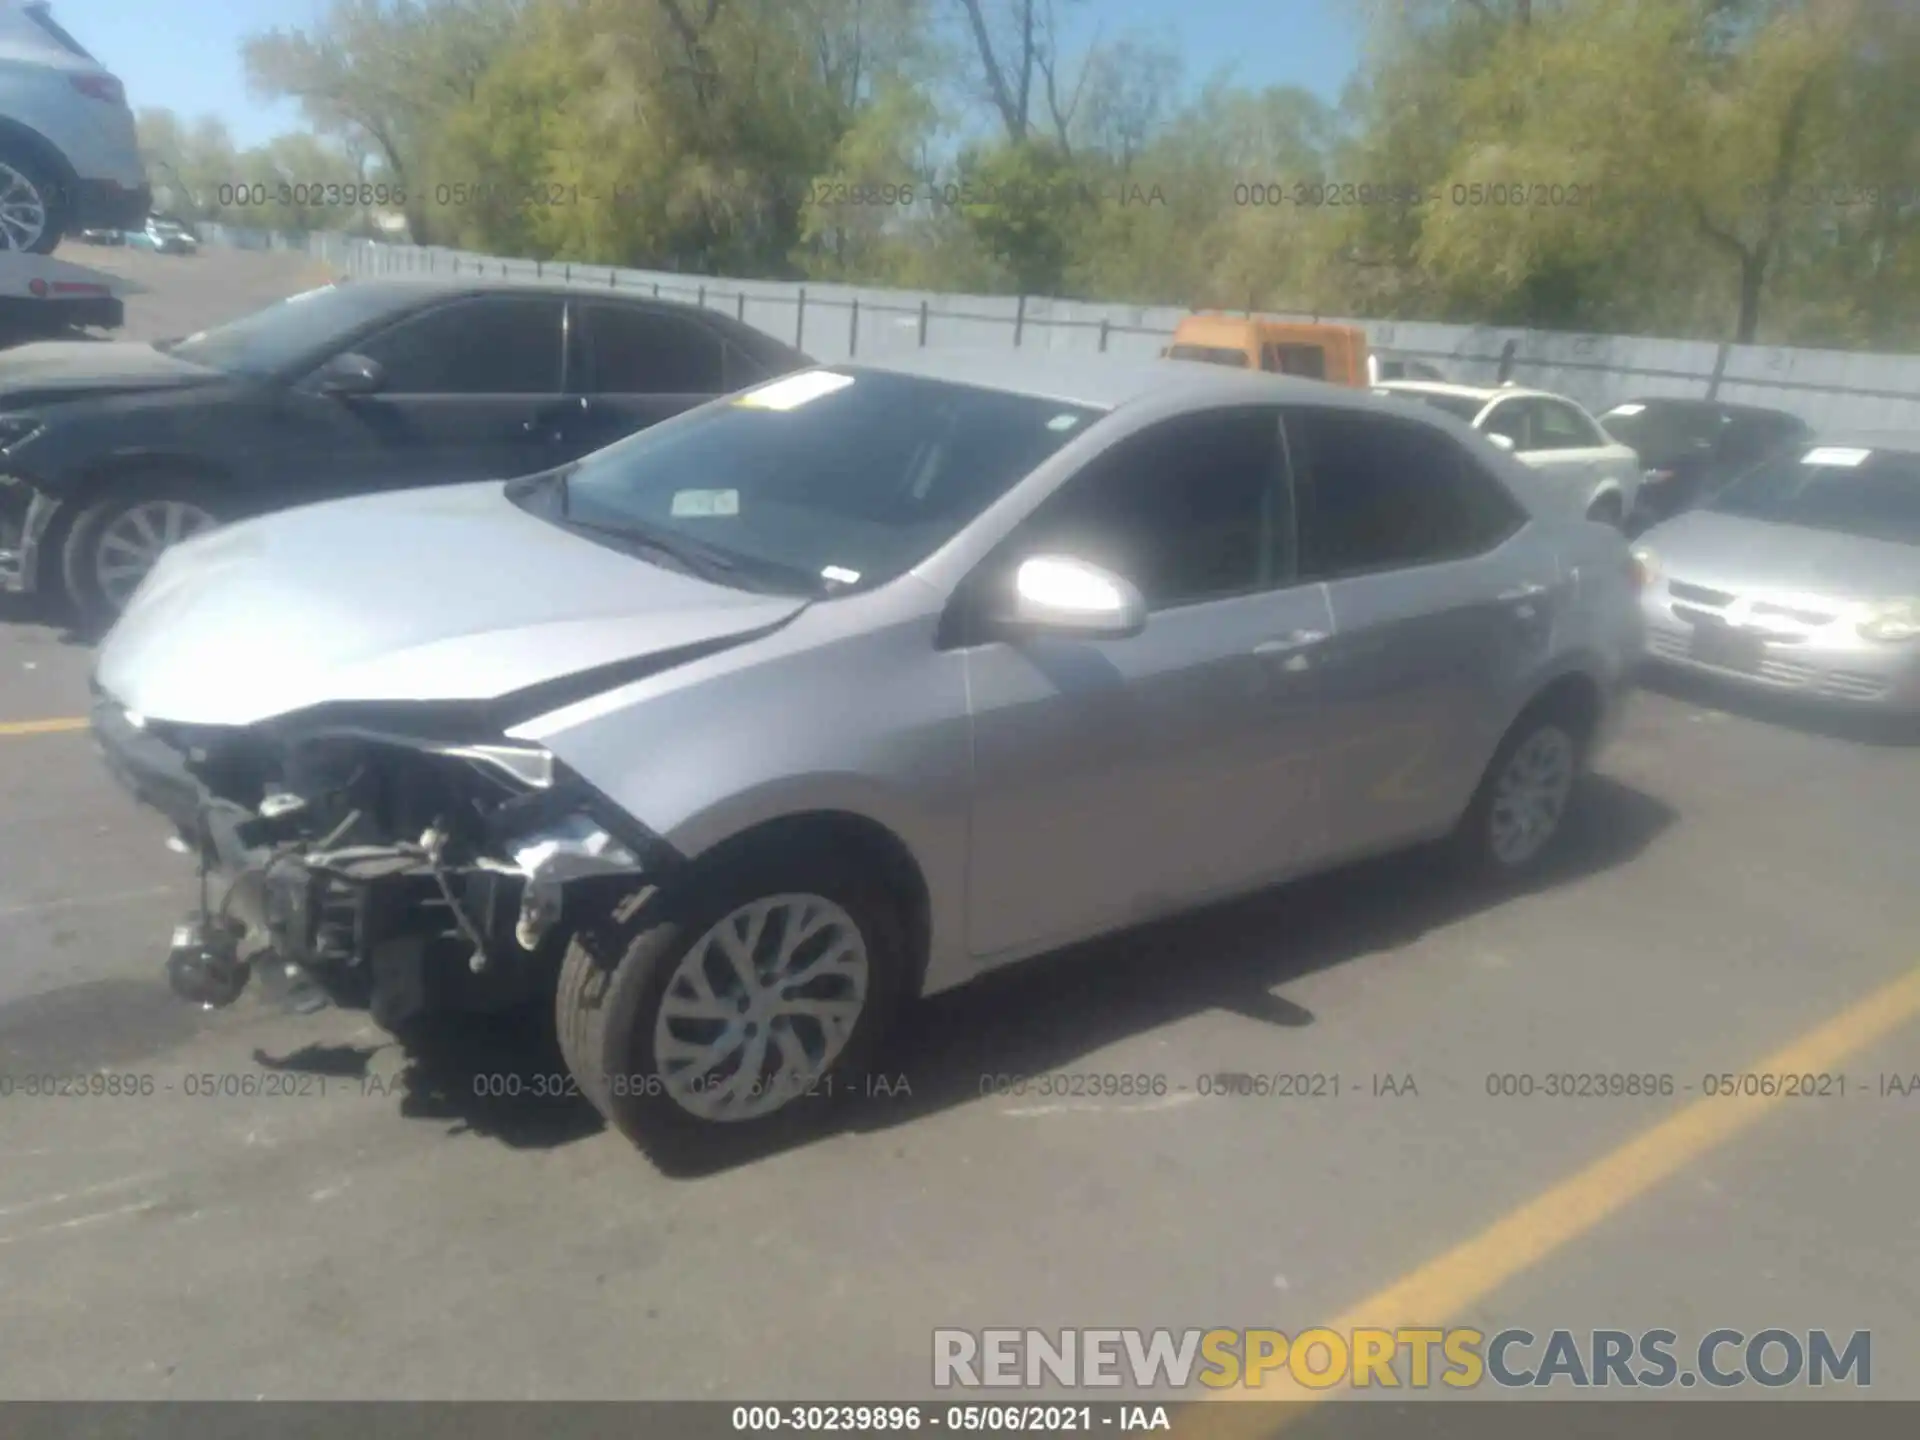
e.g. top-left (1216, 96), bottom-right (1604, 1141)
top-left (961, 405), bottom-right (1335, 962)
top-left (295, 293), bottom-right (570, 494)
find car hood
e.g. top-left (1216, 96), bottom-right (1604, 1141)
top-left (94, 482), bottom-right (811, 727)
top-left (0, 341), bottom-right (221, 400)
top-left (1641, 508), bottom-right (1920, 602)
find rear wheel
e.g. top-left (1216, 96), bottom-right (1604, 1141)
top-left (556, 847), bottom-right (909, 1163)
top-left (0, 149), bottom-right (68, 254)
top-left (61, 477), bottom-right (224, 627)
top-left (1448, 699), bottom-right (1588, 883)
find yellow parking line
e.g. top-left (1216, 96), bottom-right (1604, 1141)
top-left (1174, 961), bottom-right (1920, 1437)
top-left (0, 717), bottom-right (88, 737)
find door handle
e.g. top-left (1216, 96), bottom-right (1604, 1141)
top-left (1498, 583), bottom-right (1548, 602)
top-left (1253, 629), bottom-right (1328, 656)
top-left (524, 397), bottom-right (590, 433)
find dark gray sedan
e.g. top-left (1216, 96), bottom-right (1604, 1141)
top-left (0, 277), bottom-right (810, 623)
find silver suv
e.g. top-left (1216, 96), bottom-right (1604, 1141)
top-left (91, 352), bottom-right (1644, 1162)
top-left (0, 1), bottom-right (148, 252)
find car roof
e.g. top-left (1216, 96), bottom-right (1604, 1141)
top-left (836, 348), bottom-right (1398, 413)
top-left (326, 278), bottom-right (807, 355)
top-left (1374, 379), bottom-right (1565, 405)
top-left (1608, 396), bottom-right (1807, 424)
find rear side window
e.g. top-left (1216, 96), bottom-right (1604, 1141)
top-left (578, 304), bottom-right (725, 393)
top-left (26, 4), bottom-right (95, 59)
top-left (1285, 407), bottom-right (1525, 581)
top-left (1166, 344), bottom-right (1251, 369)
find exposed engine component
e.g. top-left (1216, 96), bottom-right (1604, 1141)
top-left (125, 709), bottom-right (656, 1028)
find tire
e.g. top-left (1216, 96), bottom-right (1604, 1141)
top-left (0, 147), bottom-right (70, 255)
top-left (61, 474), bottom-right (225, 629)
top-left (1447, 697), bottom-right (1589, 885)
top-left (556, 846), bottom-right (910, 1163)
top-left (1586, 491), bottom-right (1626, 530)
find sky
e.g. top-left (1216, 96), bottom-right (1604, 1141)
top-left (52, 0), bottom-right (1364, 150)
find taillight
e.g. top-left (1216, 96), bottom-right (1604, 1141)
top-left (70, 73), bottom-right (125, 105)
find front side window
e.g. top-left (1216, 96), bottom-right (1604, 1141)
top-left (1286, 407), bottom-right (1525, 581)
top-left (1263, 344), bottom-right (1327, 379)
top-left (1708, 448), bottom-right (1920, 546)
top-left (1011, 407), bottom-right (1284, 609)
top-left (355, 296), bottom-right (565, 394)
top-left (532, 369), bottom-right (1105, 595)
top-left (1534, 399), bottom-right (1605, 449)
top-left (1478, 399), bottom-right (1533, 449)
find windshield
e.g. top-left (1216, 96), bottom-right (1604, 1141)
top-left (542, 369), bottom-right (1106, 595)
top-left (1165, 344), bottom-right (1250, 368)
top-left (166, 283), bottom-right (401, 376)
top-left (1385, 389), bottom-right (1487, 423)
top-left (1707, 447), bottom-right (1920, 546)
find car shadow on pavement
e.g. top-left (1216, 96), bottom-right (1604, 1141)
top-left (1639, 665), bottom-right (1920, 747)
top-left (239, 774), bottom-right (1674, 1172)
top-left (677, 772), bottom-right (1678, 1177)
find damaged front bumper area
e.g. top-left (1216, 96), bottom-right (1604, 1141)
top-left (89, 691), bottom-right (675, 1029)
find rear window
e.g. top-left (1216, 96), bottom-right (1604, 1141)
top-left (26, 4), bottom-right (96, 60)
top-left (1600, 402), bottom-right (1726, 462)
top-left (1166, 344), bottom-right (1250, 369)
top-left (1384, 389), bottom-right (1487, 424)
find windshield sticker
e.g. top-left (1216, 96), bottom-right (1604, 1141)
top-left (1605, 402), bottom-right (1645, 417)
top-left (821, 565), bottom-right (861, 585)
top-left (670, 489), bottom-right (740, 517)
top-left (1802, 446), bottom-right (1871, 468)
top-left (1046, 413), bottom-right (1083, 432)
top-left (734, 370), bottom-right (855, 411)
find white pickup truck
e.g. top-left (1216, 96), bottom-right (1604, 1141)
top-left (0, 251), bottom-right (139, 345)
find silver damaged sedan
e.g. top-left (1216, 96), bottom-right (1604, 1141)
top-left (89, 351), bottom-right (1643, 1158)
top-left (1635, 434), bottom-right (1920, 712)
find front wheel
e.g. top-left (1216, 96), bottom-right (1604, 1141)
top-left (556, 849), bottom-right (909, 1162)
top-left (61, 479), bottom-right (223, 627)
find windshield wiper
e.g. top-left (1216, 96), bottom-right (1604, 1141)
top-left (561, 513), bottom-right (744, 580)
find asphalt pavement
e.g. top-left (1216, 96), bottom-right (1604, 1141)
top-left (0, 247), bottom-right (1916, 1406)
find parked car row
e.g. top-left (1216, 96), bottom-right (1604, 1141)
top-left (3, 271), bottom-right (1908, 1165)
top-left (79, 336), bottom-right (1649, 1160)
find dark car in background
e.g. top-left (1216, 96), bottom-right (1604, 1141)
top-left (1599, 397), bottom-right (1812, 530)
top-left (0, 277), bottom-right (812, 622)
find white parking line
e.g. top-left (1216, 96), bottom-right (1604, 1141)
top-left (0, 1172), bottom-right (167, 1220)
top-left (0, 1199), bottom-right (165, 1247)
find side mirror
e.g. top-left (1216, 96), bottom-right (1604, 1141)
top-left (1484, 432), bottom-right (1517, 452)
top-left (315, 352), bottom-right (384, 396)
top-left (997, 555), bottom-right (1147, 640)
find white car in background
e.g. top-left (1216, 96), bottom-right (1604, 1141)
top-left (0, 0), bottom-right (149, 252)
top-left (1375, 381), bottom-right (1642, 528)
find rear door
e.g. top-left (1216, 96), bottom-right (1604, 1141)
top-left (1284, 405), bottom-right (1550, 859)
top-left (557, 301), bottom-right (731, 458)
top-left (309, 292), bottom-right (570, 491)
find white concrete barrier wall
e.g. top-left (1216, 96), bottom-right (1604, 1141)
top-left (205, 226), bottom-right (1920, 434)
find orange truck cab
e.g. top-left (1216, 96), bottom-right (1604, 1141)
top-left (1161, 314), bottom-right (1370, 387)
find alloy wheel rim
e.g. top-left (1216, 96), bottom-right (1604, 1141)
top-left (1488, 726), bottom-right (1575, 867)
top-left (653, 892), bottom-right (869, 1122)
top-left (0, 163), bottom-right (48, 251)
top-left (94, 501), bottom-right (217, 607)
